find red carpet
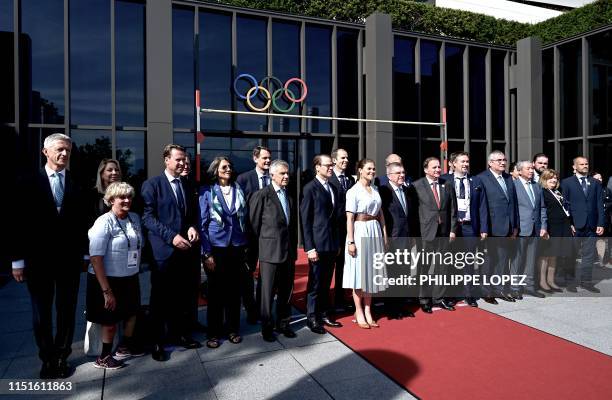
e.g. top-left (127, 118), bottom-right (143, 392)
top-left (292, 251), bottom-right (612, 400)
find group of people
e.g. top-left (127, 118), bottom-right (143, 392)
top-left (11, 133), bottom-right (611, 379)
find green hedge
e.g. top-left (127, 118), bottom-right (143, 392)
top-left (214, 0), bottom-right (612, 46)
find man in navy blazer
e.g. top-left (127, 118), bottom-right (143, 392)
top-left (510, 161), bottom-right (548, 298)
top-left (561, 156), bottom-right (605, 293)
top-left (236, 146), bottom-right (272, 323)
top-left (300, 154), bottom-right (342, 334)
top-left (376, 153), bottom-right (413, 187)
top-left (142, 144), bottom-right (201, 360)
top-left (478, 150), bottom-right (519, 303)
top-left (444, 152), bottom-right (489, 307)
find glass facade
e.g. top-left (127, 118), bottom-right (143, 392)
top-left (1, 0), bottom-right (14, 123)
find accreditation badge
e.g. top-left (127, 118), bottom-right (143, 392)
top-left (127, 250), bottom-right (139, 268)
top-left (457, 198), bottom-right (469, 212)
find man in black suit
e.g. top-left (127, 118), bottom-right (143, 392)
top-left (410, 157), bottom-right (457, 313)
top-left (376, 153), bottom-right (412, 187)
top-left (328, 148), bottom-right (355, 312)
top-left (532, 153), bottom-right (549, 183)
top-left (142, 144), bottom-right (202, 361)
top-left (249, 160), bottom-right (298, 342)
top-left (12, 133), bottom-right (87, 379)
top-left (561, 156), bottom-right (605, 293)
top-left (300, 154), bottom-right (342, 334)
top-left (380, 162), bottom-right (416, 319)
top-left (236, 146), bottom-right (272, 324)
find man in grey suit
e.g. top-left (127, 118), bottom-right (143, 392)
top-left (249, 160), bottom-right (297, 342)
top-left (510, 161), bottom-right (548, 299)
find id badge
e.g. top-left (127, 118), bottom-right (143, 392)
top-left (457, 198), bottom-right (468, 212)
top-left (128, 250), bottom-right (139, 268)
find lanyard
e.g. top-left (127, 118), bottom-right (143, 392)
top-left (113, 214), bottom-right (141, 250)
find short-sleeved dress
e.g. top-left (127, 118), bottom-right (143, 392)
top-left (343, 183), bottom-right (387, 293)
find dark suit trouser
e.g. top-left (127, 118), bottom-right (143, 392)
top-left (456, 223), bottom-right (480, 299)
top-left (259, 260), bottom-right (295, 330)
top-left (306, 251), bottom-right (336, 321)
top-left (333, 240), bottom-right (347, 309)
top-left (243, 238), bottom-right (259, 318)
top-left (419, 238), bottom-right (450, 305)
top-left (205, 245), bottom-right (244, 338)
top-left (510, 236), bottom-right (537, 292)
top-left (150, 248), bottom-right (199, 343)
top-left (575, 228), bottom-right (596, 284)
top-left (485, 236), bottom-right (512, 296)
top-left (27, 270), bottom-right (80, 362)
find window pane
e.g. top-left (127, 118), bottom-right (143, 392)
top-left (559, 40), bottom-right (582, 138)
top-left (70, 0), bottom-right (111, 125)
top-left (590, 31), bottom-right (612, 136)
top-left (469, 142), bottom-right (488, 174)
top-left (116, 131), bottom-right (146, 187)
top-left (445, 45), bottom-right (463, 139)
top-left (337, 137), bottom-right (360, 173)
top-left (27, 128), bottom-right (64, 172)
top-left (173, 132), bottom-right (195, 158)
top-left (469, 47), bottom-right (487, 140)
top-left (393, 138), bottom-right (418, 180)
top-left (589, 138), bottom-right (612, 179)
top-left (337, 29), bottom-right (359, 135)
top-left (172, 7), bottom-right (195, 129)
top-left (236, 15), bottom-right (267, 132)
top-left (491, 50), bottom-right (505, 141)
top-left (268, 138), bottom-right (296, 173)
top-left (420, 40), bottom-right (440, 134)
top-left (116, 0), bottom-right (145, 127)
top-left (0, 0), bottom-right (14, 123)
top-left (393, 37), bottom-right (417, 138)
top-left (272, 20), bottom-right (301, 133)
top-left (70, 129), bottom-right (112, 189)
top-left (560, 140), bottom-right (581, 177)
top-left (199, 11), bottom-right (232, 132)
top-left (305, 24), bottom-right (331, 133)
top-left (542, 49), bottom-right (554, 141)
top-left (544, 140), bottom-right (555, 170)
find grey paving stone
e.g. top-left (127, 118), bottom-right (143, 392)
top-left (275, 323), bottom-right (338, 349)
top-left (104, 346), bottom-right (203, 377)
top-left (204, 350), bottom-right (329, 400)
top-left (196, 329), bottom-right (283, 362)
top-left (0, 358), bottom-right (11, 378)
top-left (0, 311), bottom-right (32, 334)
top-left (2, 352), bottom-right (104, 383)
top-left (326, 373), bottom-right (418, 400)
top-left (0, 332), bottom-right (27, 360)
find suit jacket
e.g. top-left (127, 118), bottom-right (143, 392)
top-left (542, 189), bottom-right (573, 237)
top-left (199, 183), bottom-right (248, 254)
top-left (236, 169), bottom-right (263, 201)
top-left (379, 182), bottom-right (413, 238)
top-left (249, 184), bottom-right (297, 264)
top-left (561, 175), bottom-right (605, 230)
top-left (14, 169), bottom-right (87, 273)
top-left (478, 169), bottom-right (519, 237)
top-left (442, 174), bottom-right (490, 235)
top-left (410, 177), bottom-right (457, 241)
top-left (300, 178), bottom-right (340, 253)
top-left (375, 175), bottom-right (412, 188)
top-left (141, 174), bottom-right (199, 268)
top-left (513, 178), bottom-right (547, 237)
top-left (328, 171), bottom-right (355, 232)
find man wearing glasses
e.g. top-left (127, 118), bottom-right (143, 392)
top-left (478, 150), bottom-right (519, 304)
top-left (300, 154), bottom-right (342, 334)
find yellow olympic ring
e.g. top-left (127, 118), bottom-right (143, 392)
top-left (245, 86), bottom-right (271, 112)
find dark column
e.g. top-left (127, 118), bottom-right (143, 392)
top-left (516, 36), bottom-right (543, 161)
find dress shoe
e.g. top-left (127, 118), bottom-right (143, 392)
top-left (539, 286), bottom-right (554, 294)
top-left (524, 289), bottom-right (545, 298)
top-left (57, 359), bottom-right (71, 379)
top-left (566, 284), bottom-right (577, 293)
top-left (579, 283), bottom-right (601, 293)
top-left (466, 299), bottom-right (479, 307)
top-left (307, 321), bottom-right (326, 334)
top-left (151, 344), bottom-right (168, 362)
top-left (483, 297), bottom-right (498, 305)
top-left (387, 312), bottom-right (402, 320)
top-left (321, 317), bottom-right (342, 328)
top-left (276, 325), bottom-right (297, 338)
top-left (177, 336), bottom-right (203, 349)
top-left (421, 304), bottom-right (433, 313)
top-left (262, 329), bottom-right (276, 342)
top-left (40, 361), bottom-right (56, 379)
top-left (438, 300), bottom-right (456, 311)
top-left (498, 293), bottom-right (516, 302)
top-left (403, 311), bottom-right (416, 318)
top-left (511, 292), bottom-right (523, 300)
top-left (446, 300), bottom-right (457, 307)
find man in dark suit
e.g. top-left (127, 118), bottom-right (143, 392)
top-left (328, 148), bottom-right (355, 312)
top-left (142, 144), bottom-right (202, 361)
top-left (561, 156), bottom-right (605, 293)
top-left (376, 153), bottom-right (412, 187)
top-left (532, 153), bottom-right (549, 183)
top-left (511, 161), bottom-right (548, 298)
top-left (249, 160), bottom-right (298, 342)
top-left (478, 150), bottom-right (520, 304)
top-left (410, 157), bottom-right (457, 313)
top-left (380, 162), bottom-right (416, 318)
top-left (300, 154), bottom-right (342, 334)
top-left (12, 133), bottom-right (87, 379)
top-left (445, 152), bottom-right (489, 307)
top-left (236, 146), bottom-right (272, 324)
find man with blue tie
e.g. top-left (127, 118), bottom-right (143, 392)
top-left (561, 156), bottom-right (605, 293)
top-left (249, 160), bottom-right (298, 342)
top-left (12, 133), bottom-right (87, 379)
top-left (510, 161), bottom-right (548, 299)
top-left (478, 150), bottom-right (519, 304)
top-left (237, 145), bottom-right (272, 323)
top-left (142, 144), bottom-right (202, 361)
top-left (300, 154), bottom-right (342, 334)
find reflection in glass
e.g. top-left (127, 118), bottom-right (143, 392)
top-left (469, 142), bottom-right (488, 174)
top-left (559, 41), bottom-right (582, 138)
top-left (590, 31), bottom-right (612, 135)
top-left (116, 131), bottom-right (146, 188)
top-left (22, 0), bottom-right (64, 124)
top-left (173, 7), bottom-right (195, 129)
top-left (420, 40), bottom-right (440, 130)
top-left (491, 50), bottom-right (505, 141)
top-left (393, 37), bottom-right (417, 138)
top-left (199, 11), bottom-right (232, 132)
top-left (305, 24), bottom-right (332, 133)
top-left (272, 20), bottom-right (301, 133)
top-left (542, 50), bottom-right (554, 141)
top-left (173, 132), bottom-right (195, 158)
top-left (268, 139), bottom-right (296, 172)
top-left (116, 0), bottom-right (145, 127)
top-left (337, 29), bottom-right (359, 135)
top-left (70, 129), bottom-right (112, 190)
top-left (469, 47), bottom-right (487, 140)
top-left (588, 138), bottom-right (612, 178)
top-left (28, 128), bottom-right (63, 172)
top-left (236, 16), bottom-right (267, 132)
top-left (70, 0), bottom-right (111, 125)
top-left (560, 140), bottom-right (581, 177)
top-left (1, 0), bottom-right (14, 123)
top-left (445, 45), bottom-right (463, 139)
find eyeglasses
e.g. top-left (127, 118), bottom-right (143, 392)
top-left (389, 172), bottom-right (405, 175)
top-left (491, 159), bottom-right (507, 163)
top-left (219, 165), bottom-right (232, 170)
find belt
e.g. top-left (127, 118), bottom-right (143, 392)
top-left (459, 220), bottom-right (472, 225)
top-left (355, 214), bottom-right (377, 222)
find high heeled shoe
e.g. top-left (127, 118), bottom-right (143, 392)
top-left (351, 314), bottom-right (370, 329)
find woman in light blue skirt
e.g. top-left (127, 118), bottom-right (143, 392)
top-left (343, 159), bottom-right (388, 328)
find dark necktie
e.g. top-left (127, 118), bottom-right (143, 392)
top-left (580, 177), bottom-right (587, 195)
top-left (172, 178), bottom-right (186, 216)
top-left (325, 183), bottom-right (333, 205)
top-left (261, 175), bottom-right (269, 188)
top-left (431, 181), bottom-right (440, 209)
top-left (457, 177), bottom-right (466, 220)
top-left (339, 175), bottom-right (347, 191)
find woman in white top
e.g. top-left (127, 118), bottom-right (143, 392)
top-left (343, 159), bottom-right (388, 329)
top-left (87, 182), bottom-right (144, 370)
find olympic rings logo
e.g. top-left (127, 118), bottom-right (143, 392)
top-left (233, 74), bottom-right (308, 113)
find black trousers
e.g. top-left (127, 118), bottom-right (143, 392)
top-left (150, 248), bottom-right (199, 343)
top-left (455, 222), bottom-right (480, 299)
top-left (27, 270), bottom-right (80, 362)
top-left (259, 260), bottom-right (295, 330)
top-left (205, 245), bottom-right (244, 338)
top-left (333, 232), bottom-right (348, 308)
top-left (485, 236), bottom-right (512, 296)
top-left (419, 233), bottom-right (451, 305)
top-left (242, 238), bottom-right (259, 318)
top-left (306, 251), bottom-right (336, 321)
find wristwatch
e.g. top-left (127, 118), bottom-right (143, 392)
top-left (203, 253), bottom-right (212, 259)
top-left (347, 241), bottom-right (355, 245)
